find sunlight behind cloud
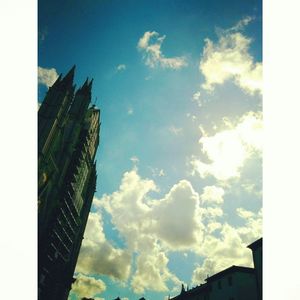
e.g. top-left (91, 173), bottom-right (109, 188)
top-left (199, 18), bottom-right (262, 95)
top-left (191, 111), bottom-right (262, 181)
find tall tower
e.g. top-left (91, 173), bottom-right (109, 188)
top-left (38, 66), bottom-right (101, 300)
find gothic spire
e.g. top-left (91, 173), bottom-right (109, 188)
top-left (51, 73), bottom-right (62, 88)
top-left (88, 78), bottom-right (93, 90)
top-left (61, 65), bottom-right (76, 86)
top-left (82, 77), bottom-right (89, 88)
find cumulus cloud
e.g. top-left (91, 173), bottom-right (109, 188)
top-left (190, 111), bottom-right (263, 181)
top-left (192, 205), bottom-right (262, 285)
top-left (200, 186), bottom-right (225, 204)
top-left (86, 166), bottom-right (261, 294)
top-left (101, 170), bottom-right (204, 252)
top-left (131, 243), bottom-right (181, 294)
top-left (150, 180), bottom-right (204, 249)
top-left (137, 31), bottom-right (187, 69)
top-left (38, 66), bottom-right (59, 87)
top-left (98, 169), bottom-right (208, 293)
top-left (76, 212), bottom-right (132, 281)
top-left (236, 208), bottom-right (262, 245)
top-left (199, 17), bottom-right (262, 95)
top-left (207, 222), bottom-right (222, 233)
top-left (192, 224), bottom-right (254, 284)
top-left (70, 273), bottom-right (106, 299)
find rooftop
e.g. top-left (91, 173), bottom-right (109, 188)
top-left (247, 237), bottom-right (263, 251)
top-left (205, 265), bottom-right (255, 282)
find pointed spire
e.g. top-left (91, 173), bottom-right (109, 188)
top-left (61, 65), bottom-right (76, 86)
top-left (88, 78), bottom-right (93, 89)
top-left (52, 73), bottom-right (62, 87)
top-left (81, 77), bottom-right (89, 89)
top-left (180, 283), bottom-right (185, 294)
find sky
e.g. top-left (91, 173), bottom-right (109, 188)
top-left (38, 1), bottom-right (262, 299)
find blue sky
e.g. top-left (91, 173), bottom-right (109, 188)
top-left (38, 1), bottom-right (262, 299)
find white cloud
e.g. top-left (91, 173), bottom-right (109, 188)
top-left (192, 91), bottom-right (204, 107)
top-left (207, 222), bottom-right (222, 233)
top-left (38, 66), bottom-right (59, 87)
top-left (99, 169), bottom-right (207, 292)
top-left (137, 31), bottom-right (188, 69)
top-left (192, 223), bottom-right (254, 284)
top-left (76, 212), bottom-right (132, 281)
top-left (192, 205), bottom-right (262, 285)
top-left (70, 273), bottom-right (106, 299)
top-left (202, 206), bottom-right (223, 219)
top-left (88, 167), bottom-right (261, 294)
top-left (131, 243), bottom-right (181, 294)
top-left (187, 113), bottom-right (197, 122)
top-left (200, 186), bottom-right (225, 204)
top-left (127, 107), bottom-right (134, 115)
top-left (117, 64), bottom-right (126, 72)
top-left (236, 208), bottom-right (262, 245)
top-left (228, 16), bottom-right (255, 32)
top-left (150, 180), bottom-right (204, 250)
top-left (236, 207), bottom-right (255, 219)
top-left (199, 19), bottom-right (262, 95)
top-left (101, 170), bottom-right (205, 252)
top-left (190, 111), bottom-right (263, 181)
top-left (158, 169), bottom-right (165, 177)
top-left (192, 91), bottom-right (201, 101)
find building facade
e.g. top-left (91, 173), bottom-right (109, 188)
top-left (38, 66), bottom-right (101, 300)
top-left (248, 238), bottom-right (262, 300)
top-left (169, 237), bottom-right (262, 300)
top-left (205, 265), bottom-right (258, 300)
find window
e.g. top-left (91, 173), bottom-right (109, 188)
top-left (228, 276), bottom-right (233, 286)
top-left (218, 280), bottom-right (222, 289)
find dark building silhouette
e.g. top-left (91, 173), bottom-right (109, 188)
top-left (171, 283), bottom-right (210, 300)
top-left (170, 237), bottom-right (262, 300)
top-left (248, 238), bottom-right (262, 300)
top-left (205, 265), bottom-right (258, 300)
top-left (38, 66), bottom-right (101, 300)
